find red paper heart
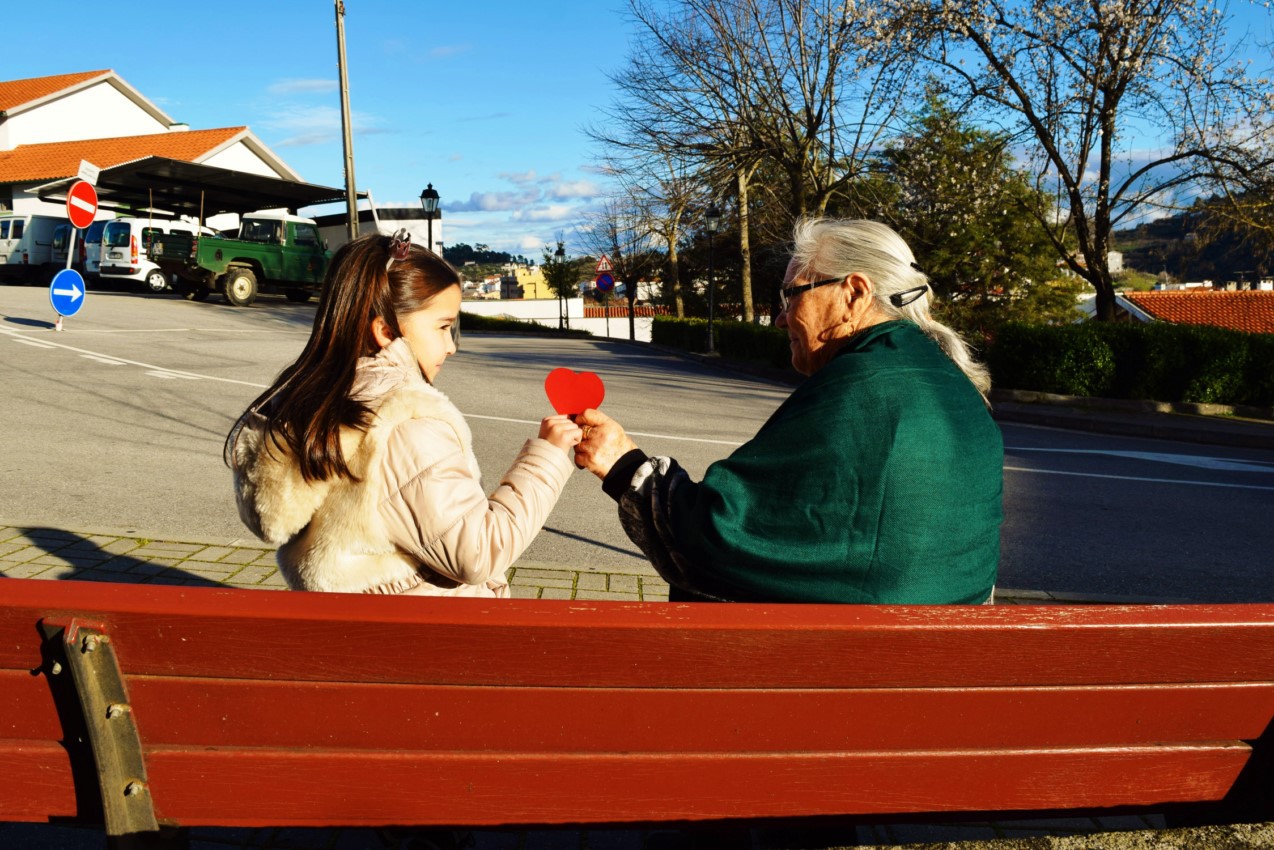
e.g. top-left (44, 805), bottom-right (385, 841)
top-left (545, 367), bottom-right (605, 416)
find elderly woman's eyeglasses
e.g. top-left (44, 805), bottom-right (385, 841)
top-left (779, 276), bottom-right (843, 312)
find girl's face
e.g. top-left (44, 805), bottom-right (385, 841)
top-left (394, 285), bottom-right (461, 382)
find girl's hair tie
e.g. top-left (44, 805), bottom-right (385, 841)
top-left (386, 228), bottom-right (412, 270)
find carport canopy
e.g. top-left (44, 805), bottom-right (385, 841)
top-left (33, 156), bottom-right (361, 219)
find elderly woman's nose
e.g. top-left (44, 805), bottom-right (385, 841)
top-left (776, 308), bottom-right (789, 328)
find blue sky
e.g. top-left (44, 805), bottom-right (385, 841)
top-left (6, 2), bottom-right (1272, 255)
top-left (6, 1), bottom-right (636, 257)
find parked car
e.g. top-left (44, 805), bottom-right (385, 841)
top-left (0, 213), bottom-right (61, 284)
top-left (151, 211), bottom-right (329, 306)
top-left (100, 218), bottom-right (212, 293)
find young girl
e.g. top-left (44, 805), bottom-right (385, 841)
top-left (227, 230), bottom-right (581, 597)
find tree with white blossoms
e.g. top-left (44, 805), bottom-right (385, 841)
top-left (877, 0), bottom-right (1274, 320)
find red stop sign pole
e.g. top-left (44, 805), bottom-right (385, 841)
top-left (66, 180), bottom-right (98, 229)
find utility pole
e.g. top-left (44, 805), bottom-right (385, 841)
top-left (335, 0), bottom-right (359, 242)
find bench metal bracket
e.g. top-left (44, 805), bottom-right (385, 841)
top-left (42, 618), bottom-right (160, 841)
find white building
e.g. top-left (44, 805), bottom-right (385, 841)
top-left (0, 70), bottom-right (309, 230)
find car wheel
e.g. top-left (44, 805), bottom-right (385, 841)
top-left (143, 269), bottom-right (169, 293)
top-left (223, 268), bottom-right (258, 307)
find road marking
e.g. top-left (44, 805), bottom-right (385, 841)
top-left (465, 414), bottom-right (745, 446)
top-left (1007, 447), bottom-right (1274, 474)
top-left (1005, 466), bottom-right (1274, 492)
top-left (0, 329), bottom-right (268, 388)
top-left (10, 337), bottom-right (56, 349)
top-left (80, 355), bottom-right (126, 366)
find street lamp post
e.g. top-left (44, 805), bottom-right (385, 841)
top-left (704, 204), bottom-right (724, 354)
top-left (419, 183), bottom-right (440, 253)
top-left (554, 242), bottom-right (568, 330)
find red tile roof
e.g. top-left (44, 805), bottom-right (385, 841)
top-left (1123, 290), bottom-right (1274, 335)
top-left (0, 128), bottom-right (246, 184)
top-left (0, 70), bottom-right (111, 112)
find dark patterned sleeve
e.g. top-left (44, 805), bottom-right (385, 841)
top-left (603, 452), bottom-right (730, 601)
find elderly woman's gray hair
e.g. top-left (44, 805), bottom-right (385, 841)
top-left (790, 218), bottom-right (990, 397)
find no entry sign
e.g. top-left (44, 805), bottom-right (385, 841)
top-left (66, 180), bottom-right (98, 229)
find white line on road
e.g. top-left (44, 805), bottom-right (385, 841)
top-left (80, 354), bottom-right (126, 366)
top-left (465, 414), bottom-right (745, 446)
top-left (1005, 465), bottom-right (1274, 492)
top-left (1006, 446), bottom-right (1274, 473)
top-left (0, 329), bottom-right (268, 388)
top-left (10, 337), bottom-right (56, 349)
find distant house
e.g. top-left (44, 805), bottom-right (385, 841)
top-left (1081, 290), bottom-right (1274, 334)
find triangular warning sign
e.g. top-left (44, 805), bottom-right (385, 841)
top-left (595, 255), bottom-right (613, 274)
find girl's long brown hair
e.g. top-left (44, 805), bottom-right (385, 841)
top-left (225, 233), bottom-right (461, 482)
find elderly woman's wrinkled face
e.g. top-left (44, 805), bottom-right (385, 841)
top-left (777, 258), bottom-right (848, 376)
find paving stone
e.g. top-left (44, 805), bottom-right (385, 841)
top-left (95, 555), bottom-right (150, 572)
top-left (539, 587), bottom-right (574, 600)
top-left (0, 541), bottom-right (33, 558)
top-left (76, 570), bottom-right (142, 584)
top-left (0, 545), bottom-right (48, 563)
top-left (574, 590), bottom-right (644, 601)
top-left (1, 563), bottom-right (56, 579)
top-left (31, 551), bottom-right (113, 568)
top-left (133, 542), bottom-right (204, 556)
top-left (177, 560), bottom-right (242, 577)
top-left (576, 573), bottom-right (608, 591)
top-left (514, 567), bottom-right (574, 582)
top-left (227, 566), bottom-right (277, 585)
top-left (608, 574), bottom-right (640, 594)
top-left (219, 548), bottom-right (271, 565)
top-left (99, 538), bottom-right (144, 555)
top-left (20, 528), bottom-right (80, 544)
top-left (510, 585), bottom-right (541, 599)
top-left (516, 576), bottom-right (574, 589)
top-left (192, 546), bottom-right (239, 563)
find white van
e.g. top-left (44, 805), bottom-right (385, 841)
top-left (0, 213), bottom-right (61, 284)
top-left (100, 219), bottom-right (212, 292)
top-left (82, 219), bottom-right (108, 280)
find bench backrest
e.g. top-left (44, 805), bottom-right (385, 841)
top-left (4, 577), bottom-right (1274, 830)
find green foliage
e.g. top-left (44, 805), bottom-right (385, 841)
top-left (444, 243), bottom-right (529, 266)
top-left (863, 93), bottom-right (1076, 336)
top-left (987, 322), bottom-right (1274, 406)
top-left (459, 311), bottom-right (592, 337)
top-left (653, 316), bottom-right (793, 369)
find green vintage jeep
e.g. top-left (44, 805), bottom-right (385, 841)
top-left (150, 212), bottom-right (329, 306)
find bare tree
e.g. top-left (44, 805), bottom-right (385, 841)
top-left (579, 195), bottom-right (660, 341)
top-left (595, 0), bottom-right (914, 321)
top-left (884, 0), bottom-right (1274, 319)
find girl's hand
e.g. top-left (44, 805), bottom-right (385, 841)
top-left (538, 414), bottom-right (584, 452)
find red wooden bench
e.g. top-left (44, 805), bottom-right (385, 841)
top-left (4, 577), bottom-right (1274, 845)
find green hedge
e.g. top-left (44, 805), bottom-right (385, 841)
top-left (460, 311), bottom-right (592, 337)
top-left (652, 316), bottom-right (793, 369)
top-left (986, 322), bottom-right (1274, 407)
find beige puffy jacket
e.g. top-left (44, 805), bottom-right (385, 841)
top-left (231, 338), bottom-right (574, 597)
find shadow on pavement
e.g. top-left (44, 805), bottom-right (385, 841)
top-left (1, 527), bottom-right (223, 588)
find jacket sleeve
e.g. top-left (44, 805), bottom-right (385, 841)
top-left (604, 452), bottom-right (732, 601)
top-left (379, 419), bottom-right (574, 586)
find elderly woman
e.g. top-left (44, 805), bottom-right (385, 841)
top-left (574, 218), bottom-right (1003, 604)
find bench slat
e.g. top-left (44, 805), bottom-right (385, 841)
top-left (3, 741), bottom-right (1249, 826)
top-left (4, 581), bottom-right (1274, 688)
top-left (134, 744), bottom-right (1250, 826)
top-left (7, 672), bottom-right (1269, 752)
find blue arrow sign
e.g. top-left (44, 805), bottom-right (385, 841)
top-left (50, 268), bottom-right (86, 318)
top-left (595, 272), bottom-right (615, 293)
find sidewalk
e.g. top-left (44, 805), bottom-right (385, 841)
top-left (6, 523), bottom-right (1270, 849)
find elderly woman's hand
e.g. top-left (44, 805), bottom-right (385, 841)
top-left (574, 408), bottom-right (637, 479)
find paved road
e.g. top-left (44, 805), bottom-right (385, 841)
top-left (3, 284), bottom-right (1273, 600)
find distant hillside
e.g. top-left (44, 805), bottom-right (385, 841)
top-left (1114, 211), bottom-right (1267, 283)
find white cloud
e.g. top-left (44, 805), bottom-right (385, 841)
top-left (499, 170), bottom-right (540, 185)
top-left (262, 104), bottom-right (380, 147)
top-left (511, 204), bottom-right (576, 222)
top-left (547, 179), bottom-right (600, 200)
top-left (448, 189), bottom-right (542, 212)
top-left (268, 78), bottom-right (338, 95)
